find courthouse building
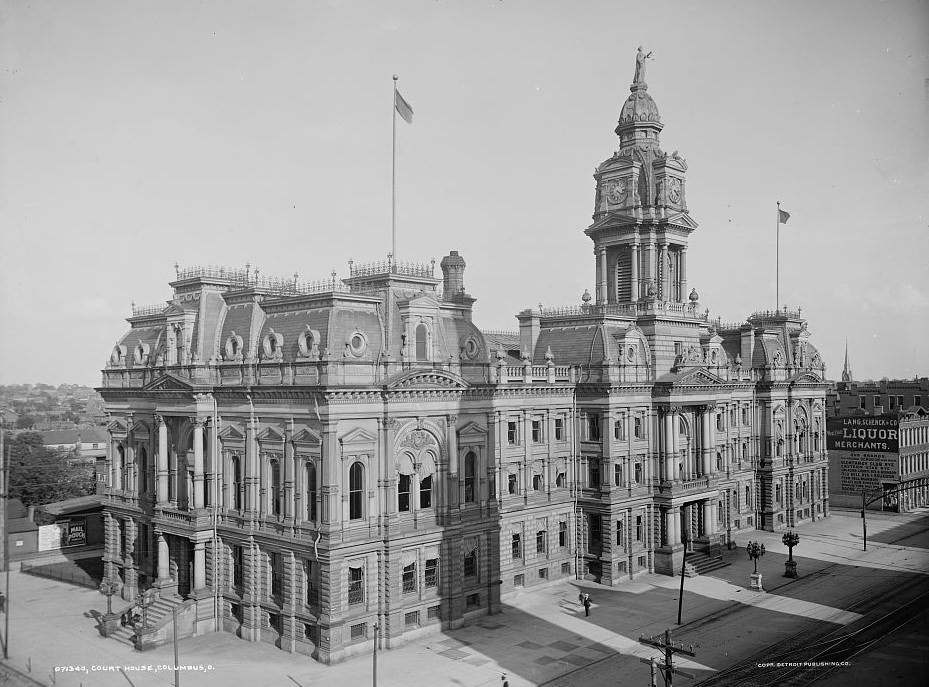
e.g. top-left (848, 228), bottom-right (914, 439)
top-left (98, 56), bottom-right (830, 662)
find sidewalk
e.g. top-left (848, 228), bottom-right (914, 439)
top-left (1, 509), bottom-right (925, 687)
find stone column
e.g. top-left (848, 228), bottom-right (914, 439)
top-left (630, 242), bottom-right (640, 301)
top-left (284, 420), bottom-right (295, 520)
top-left (671, 507), bottom-right (681, 545)
top-left (598, 247), bottom-right (608, 304)
top-left (156, 416), bottom-right (169, 504)
top-left (321, 422), bottom-right (341, 527)
top-left (245, 419), bottom-right (258, 514)
top-left (193, 541), bottom-right (206, 590)
top-left (663, 410), bottom-right (675, 482)
top-left (156, 532), bottom-right (170, 582)
top-left (679, 247), bottom-right (687, 303)
top-left (447, 415), bottom-right (459, 508)
top-left (658, 242), bottom-right (668, 300)
top-left (703, 501), bottom-right (712, 538)
top-left (646, 237), bottom-right (656, 293)
top-left (193, 419), bottom-right (205, 509)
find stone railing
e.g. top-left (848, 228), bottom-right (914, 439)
top-left (348, 257), bottom-right (434, 278)
top-left (173, 264), bottom-right (349, 297)
top-left (541, 301), bottom-right (707, 320)
top-left (131, 302), bottom-right (167, 317)
top-left (749, 307), bottom-right (802, 321)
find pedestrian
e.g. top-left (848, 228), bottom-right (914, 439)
top-left (501, 673), bottom-right (509, 687)
top-left (583, 593), bottom-right (592, 617)
top-left (0, 591), bottom-right (6, 613)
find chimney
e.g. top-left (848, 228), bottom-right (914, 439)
top-left (440, 251), bottom-right (466, 299)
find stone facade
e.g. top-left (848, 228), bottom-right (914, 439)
top-left (97, 57), bottom-right (830, 663)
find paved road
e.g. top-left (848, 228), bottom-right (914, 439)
top-left (0, 508), bottom-right (926, 687)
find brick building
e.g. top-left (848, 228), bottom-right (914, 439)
top-left (97, 54), bottom-right (830, 663)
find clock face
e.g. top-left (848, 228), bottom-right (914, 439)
top-left (606, 179), bottom-right (626, 204)
top-left (668, 178), bottom-right (682, 204)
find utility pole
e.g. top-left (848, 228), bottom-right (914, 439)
top-left (1, 434), bottom-right (9, 659)
top-left (639, 628), bottom-right (696, 687)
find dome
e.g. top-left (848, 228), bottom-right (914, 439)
top-left (618, 84), bottom-right (661, 126)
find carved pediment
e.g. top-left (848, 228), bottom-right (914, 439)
top-left (386, 369), bottom-right (468, 390)
top-left (217, 425), bottom-right (245, 442)
top-left (339, 427), bottom-right (378, 449)
top-left (257, 426), bottom-right (285, 443)
top-left (107, 418), bottom-right (128, 434)
top-left (458, 421), bottom-right (488, 440)
top-left (669, 366), bottom-right (726, 387)
top-left (400, 294), bottom-right (441, 309)
top-left (292, 427), bottom-right (321, 447)
top-left (141, 374), bottom-right (194, 392)
top-left (788, 371), bottom-right (824, 384)
top-left (665, 212), bottom-right (698, 230)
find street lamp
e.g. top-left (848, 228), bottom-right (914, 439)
top-left (746, 540), bottom-right (765, 591)
top-left (99, 577), bottom-right (120, 617)
top-left (135, 589), bottom-right (156, 628)
top-left (782, 530), bottom-right (800, 578)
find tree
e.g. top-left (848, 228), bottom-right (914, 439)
top-left (4, 432), bottom-right (95, 507)
top-left (15, 414), bottom-right (36, 430)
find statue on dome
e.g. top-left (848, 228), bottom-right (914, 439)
top-left (634, 46), bottom-right (653, 84)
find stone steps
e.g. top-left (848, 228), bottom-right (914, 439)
top-left (684, 552), bottom-right (730, 575)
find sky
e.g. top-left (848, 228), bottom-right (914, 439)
top-left (1, 0), bottom-right (927, 387)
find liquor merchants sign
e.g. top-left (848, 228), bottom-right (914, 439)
top-left (827, 415), bottom-right (899, 505)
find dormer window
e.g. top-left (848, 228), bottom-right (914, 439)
top-left (415, 323), bottom-right (428, 361)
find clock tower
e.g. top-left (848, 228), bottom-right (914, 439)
top-left (585, 51), bottom-right (697, 306)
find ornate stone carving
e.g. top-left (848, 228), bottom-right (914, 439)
top-left (399, 429), bottom-right (436, 451)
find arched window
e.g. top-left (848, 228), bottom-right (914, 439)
top-left (533, 474), bottom-right (544, 491)
top-left (419, 475), bottom-right (433, 509)
top-left (398, 473), bottom-right (412, 512)
top-left (349, 462), bottom-right (365, 520)
top-left (138, 446), bottom-right (148, 494)
top-left (115, 445), bottom-right (125, 490)
top-left (415, 323), bottom-right (428, 361)
top-left (464, 452), bottom-right (476, 503)
top-left (306, 462), bottom-right (317, 521)
top-left (556, 472), bottom-right (566, 488)
top-left (716, 451), bottom-right (722, 471)
top-left (231, 454), bottom-right (242, 510)
top-left (269, 458), bottom-right (282, 516)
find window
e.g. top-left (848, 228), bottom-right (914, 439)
top-left (742, 406), bottom-right (749, 425)
top-left (616, 520), bottom-right (625, 546)
top-left (635, 515), bottom-right (643, 541)
top-left (716, 452), bottom-right (723, 471)
top-left (427, 604), bottom-right (441, 620)
top-left (614, 419), bottom-right (625, 440)
top-left (745, 484), bottom-right (752, 508)
top-left (634, 461), bottom-right (642, 484)
top-left (637, 555), bottom-right (647, 569)
top-left (589, 514), bottom-right (602, 543)
top-left (538, 567), bottom-right (548, 580)
top-left (889, 396), bottom-right (897, 409)
top-left (532, 420), bottom-right (542, 443)
top-left (466, 593), bottom-right (480, 608)
top-left (402, 562), bottom-right (416, 594)
top-left (507, 421), bottom-right (519, 445)
top-left (231, 454), bottom-right (243, 510)
top-left (348, 566), bottom-right (365, 605)
top-left (306, 462), bottom-right (317, 521)
top-left (915, 395), bottom-right (922, 407)
top-left (420, 475), bottom-right (432, 509)
top-left (536, 530), bottom-right (547, 554)
top-left (508, 473), bottom-right (517, 495)
top-left (559, 521), bottom-right (567, 547)
top-left (350, 623), bottom-right (366, 640)
top-left (511, 533), bottom-right (522, 559)
top-left (464, 451), bottom-right (476, 503)
top-left (587, 414), bottom-right (601, 441)
top-left (554, 418), bottom-right (564, 441)
top-left (674, 341), bottom-right (683, 357)
top-left (618, 561), bottom-right (627, 574)
top-left (514, 574), bottom-right (525, 587)
top-left (398, 474), bottom-right (411, 512)
top-left (269, 458), bottom-right (282, 516)
top-left (716, 413), bottom-right (724, 431)
top-left (561, 562), bottom-right (571, 575)
top-left (463, 550), bottom-right (477, 577)
top-left (270, 551), bottom-right (283, 602)
top-left (304, 560), bottom-right (319, 607)
top-left (634, 416), bottom-right (643, 439)
top-left (614, 463), bottom-right (623, 487)
top-left (404, 611), bottom-right (420, 627)
top-left (588, 461), bottom-right (600, 487)
top-left (872, 395), bottom-right (881, 408)
top-left (425, 558), bottom-right (439, 588)
top-left (415, 323), bottom-right (428, 361)
top-left (775, 483), bottom-right (782, 505)
top-left (349, 462), bottom-right (364, 520)
top-left (232, 545), bottom-right (244, 593)
top-left (533, 474), bottom-right (544, 491)
top-left (556, 472), bottom-right (566, 488)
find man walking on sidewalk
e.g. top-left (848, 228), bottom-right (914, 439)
top-left (583, 593), bottom-right (592, 617)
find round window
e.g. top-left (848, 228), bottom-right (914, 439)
top-left (349, 331), bottom-right (367, 357)
top-left (464, 337), bottom-right (479, 360)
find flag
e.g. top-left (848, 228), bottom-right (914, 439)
top-left (395, 89), bottom-right (414, 124)
top-left (778, 208), bottom-right (790, 224)
top-left (313, 395), bottom-right (320, 422)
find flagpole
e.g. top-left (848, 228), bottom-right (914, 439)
top-left (391, 75), bottom-right (398, 262)
top-left (776, 201), bottom-right (780, 313)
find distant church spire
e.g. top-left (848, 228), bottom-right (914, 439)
top-left (841, 340), bottom-right (853, 382)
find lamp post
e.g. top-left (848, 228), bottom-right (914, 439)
top-left (782, 530), bottom-right (800, 578)
top-left (136, 589), bottom-right (156, 628)
top-left (99, 578), bottom-right (120, 617)
top-left (746, 540), bottom-right (765, 591)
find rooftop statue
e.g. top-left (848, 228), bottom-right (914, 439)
top-left (634, 46), bottom-right (653, 84)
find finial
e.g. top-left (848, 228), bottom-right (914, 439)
top-left (393, 74), bottom-right (398, 81)
top-left (173, 262), bottom-right (179, 277)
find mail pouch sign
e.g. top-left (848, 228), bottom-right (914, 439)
top-left (826, 415), bottom-right (899, 454)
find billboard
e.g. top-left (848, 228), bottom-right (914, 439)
top-left (36, 518), bottom-right (87, 551)
top-left (826, 414), bottom-right (899, 453)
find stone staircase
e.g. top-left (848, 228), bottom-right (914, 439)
top-left (683, 551), bottom-right (730, 576)
top-left (107, 595), bottom-right (186, 648)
